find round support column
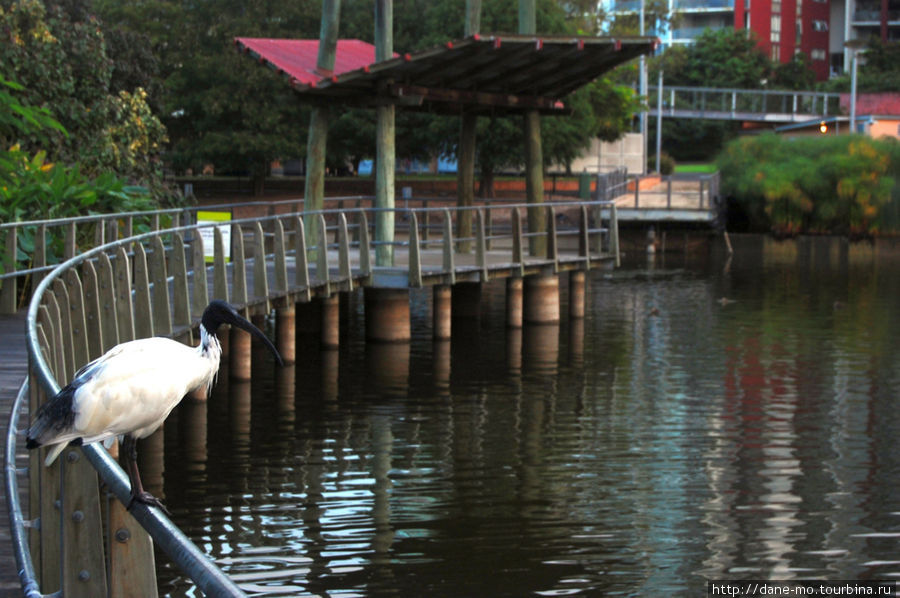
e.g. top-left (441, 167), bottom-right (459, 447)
top-left (523, 275), bottom-right (560, 324)
top-left (321, 294), bottom-right (340, 349)
top-left (276, 304), bottom-right (296, 363)
top-left (433, 285), bottom-right (451, 340)
top-left (365, 288), bottom-right (411, 342)
top-left (506, 278), bottom-right (523, 328)
top-left (229, 326), bottom-right (252, 380)
top-left (568, 271), bottom-right (586, 319)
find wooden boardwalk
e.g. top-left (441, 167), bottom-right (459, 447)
top-left (0, 310), bottom-right (27, 597)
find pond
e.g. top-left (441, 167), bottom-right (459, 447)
top-left (153, 235), bottom-right (900, 596)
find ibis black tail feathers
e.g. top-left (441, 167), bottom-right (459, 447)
top-left (25, 382), bottom-right (80, 465)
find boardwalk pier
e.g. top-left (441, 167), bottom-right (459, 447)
top-left (2, 195), bottom-right (618, 595)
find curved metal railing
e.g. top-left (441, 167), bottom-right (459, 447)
top-left (6, 197), bottom-right (619, 595)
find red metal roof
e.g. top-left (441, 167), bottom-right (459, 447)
top-left (235, 34), bottom-right (657, 115)
top-left (235, 38), bottom-right (387, 87)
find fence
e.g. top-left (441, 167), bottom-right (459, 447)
top-left (6, 196), bottom-right (619, 596)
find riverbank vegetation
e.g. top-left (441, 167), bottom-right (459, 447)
top-left (717, 133), bottom-right (900, 237)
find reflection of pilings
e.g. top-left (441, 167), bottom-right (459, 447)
top-left (179, 397), bottom-right (208, 474)
top-left (433, 285), bottom-right (451, 340)
top-left (365, 288), bottom-right (411, 342)
top-left (229, 379), bottom-right (252, 447)
top-left (366, 342), bottom-right (410, 396)
top-left (137, 427), bottom-right (165, 501)
top-left (274, 364), bottom-right (296, 426)
top-left (506, 278), bottom-right (523, 328)
top-left (568, 318), bottom-right (585, 368)
top-left (229, 326), bottom-right (252, 380)
top-left (371, 416), bottom-right (395, 564)
top-left (507, 327), bottom-right (523, 375)
top-left (321, 294), bottom-right (340, 348)
top-left (523, 275), bottom-right (560, 324)
top-left (433, 339), bottom-right (451, 394)
top-left (569, 271), bottom-right (586, 319)
top-left (523, 324), bottom-right (559, 376)
top-left (321, 348), bottom-right (339, 403)
top-left (276, 304), bottom-right (296, 363)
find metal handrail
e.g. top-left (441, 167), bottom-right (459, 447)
top-left (10, 197), bottom-right (619, 595)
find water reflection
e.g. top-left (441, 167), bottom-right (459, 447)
top-left (159, 237), bottom-right (900, 596)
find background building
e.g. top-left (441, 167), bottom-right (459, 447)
top-left (602, 0), bottom-right (900, 80)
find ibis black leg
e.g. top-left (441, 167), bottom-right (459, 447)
top-left (122, 435), bottom-right (169, 514)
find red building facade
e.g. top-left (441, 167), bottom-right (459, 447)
top-left (734, 0), bottom-right (833, 81)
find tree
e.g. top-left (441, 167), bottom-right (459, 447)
top-left (0, 0), bottom-right (167, 186)
top-left (653, 28), bottom-right (785, 161)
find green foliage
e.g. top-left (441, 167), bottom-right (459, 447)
top-left (716, 133), bottom-right (897, 237)
top-left (0, 75), bottom-right (155, 277)
top-left (0, 0), bottom-right (168, 186)
top-left (649, 151), bottom-right (675, 175)
top-left (654, 29), bottom-right (816, 161)
top-left (822, 38), bottom-right (900, 93)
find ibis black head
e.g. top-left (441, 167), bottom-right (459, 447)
top-left (201, 300), bottom-right (284, 366)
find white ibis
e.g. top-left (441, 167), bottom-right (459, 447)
top-left (26, 300), bottom-right (283, 510)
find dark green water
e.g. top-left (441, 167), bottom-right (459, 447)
top-left (153, 235), bottom-right (900, 596)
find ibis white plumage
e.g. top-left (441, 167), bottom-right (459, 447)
top-left (26, 300), bottom-right (283, 510)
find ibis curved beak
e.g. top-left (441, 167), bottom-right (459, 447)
top-left (227, 309), bottom-right (284, 367)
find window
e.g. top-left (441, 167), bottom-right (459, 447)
top-left (811, 48), bottom-right (826, 60)
top-left (772, 44), bottom-right (781, 60)
top-left (812, 20), bottom-right (828, 31)
top-left (771, 15), bottom-right (781, 43)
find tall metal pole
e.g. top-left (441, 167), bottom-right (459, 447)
top-left (639, 0), bottom-right (648, 175)
top-left (304, 0), bottom-right (341, 246)
top-left (375, 0), bottom-right (395, 267)
top-left (656, 69), bottom-right (663, 173)
top-left (520, 0), bottom-right (546, 257)
top-left (849, 50), bottom-right (858, 134)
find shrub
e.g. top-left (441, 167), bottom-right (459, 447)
top-left (716, 133), bottom-right (897, 237)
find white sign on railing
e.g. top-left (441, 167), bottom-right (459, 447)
top-left (197, 211), bottom-right (232, 263)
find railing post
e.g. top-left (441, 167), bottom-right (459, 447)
top-left (96, 253), bottom-right (119, 351)
top-left (149, 236), bottom-right (172, 337)
top-left (578, 205), bottom-right (590, 271)
top-left (81, 261), bottom-right (103, 360)
top-left (611, 204), bottom-right (620, 267)
top-left (191, 228), bottom-right (209, 316)
top-left (511, 207), bottom-right (524, 278)
top-left (442, 209), bottom-right (455, 286)
top-left (316, 214), bottom-right (331, 296)
top-left (294, 216), bottom-right (311, 302)
top-left (133, 243), bottom-right (154, 339)
top-left (338, 213), bottom-right (353, 291)
top-left (1, 227), bottom-right (17, 313)
top-left (358, 211), bottom-right (372, 285)
top-left (114, 247), bottom-right (135, 343)
top-left (34, 223), bottom-right (47, 289)
top-left (546, 205), bottom-right (558, 273)
top-left (171, 232), bottom-right (192, 341)
top-left (253, 222), bottom-right (270, 312)
top-left (213, 227), bottom-right (229, 303)
top-left (231, 224), bottom-right (248, 307)
top-left (409, 212), bottom-right (422, 288)
top-left (475, 209), bottom-right (488, 282)
top-left (274, 219), bottom-right (288, 294)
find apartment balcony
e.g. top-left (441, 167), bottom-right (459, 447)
top-left (674, 0), bottom-right (735, 11)
top-left (612, 0), bottom-right (734, 11)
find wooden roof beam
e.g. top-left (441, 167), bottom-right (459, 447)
top-left (389, 84), bottom-right (565, 112)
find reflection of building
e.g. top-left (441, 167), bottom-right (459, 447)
top-left (601, 0), bottom-right (900, 81)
